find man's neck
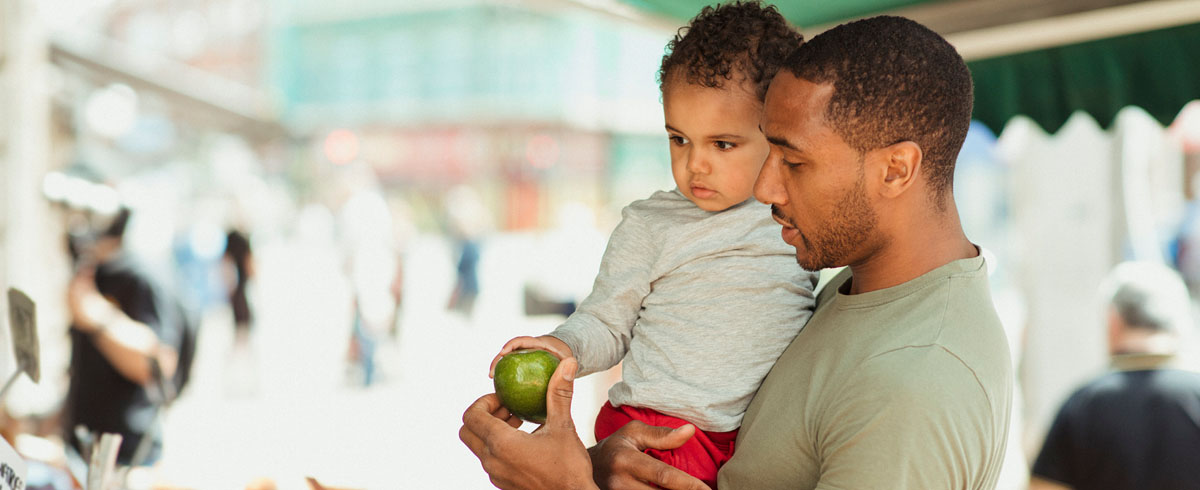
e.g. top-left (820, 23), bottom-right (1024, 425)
top-left (1110, 331), bottom-right (1178, 357)
top-left (845, 206), bottom-right (976, 294)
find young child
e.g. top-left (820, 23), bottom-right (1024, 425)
top-left (489, 2), bottom-right (815, 487)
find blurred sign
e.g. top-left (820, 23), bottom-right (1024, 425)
top-left (7, 288), bottom-right (39, 384)
top-left (0, 436), bottom-right (25, 490)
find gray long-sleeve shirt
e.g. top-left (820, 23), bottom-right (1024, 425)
top-left (550, 189), bottom-right (817, 432)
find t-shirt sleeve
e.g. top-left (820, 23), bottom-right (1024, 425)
top-left (548, 207), bottom-right (656, 377)
top-left (815, 346), bottom-right (1000, 489)
top-left (1030, 394), bottom-right (1080, 487)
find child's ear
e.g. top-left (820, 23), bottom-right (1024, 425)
top-left (876, 141), bottom-right (922, 199)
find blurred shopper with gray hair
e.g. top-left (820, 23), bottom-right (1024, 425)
top-left (1031, 261), bottom-right (1200, 490)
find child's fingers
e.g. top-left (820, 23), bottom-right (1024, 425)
top-left (487, 353), bottom-right (505, 378)
top-left (502, 336), bottom-right (540, 352)
top-left (541, 341), bottom-right (569, 360)
top-left (488, 336), bottom-right (542, 377)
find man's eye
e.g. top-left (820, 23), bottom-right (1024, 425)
top-left (783, 160), bottom-right (803, 169)
top-left (715, 141), bottom-right (736, 150)
top-left (669, 135), bottom-right (689, 146)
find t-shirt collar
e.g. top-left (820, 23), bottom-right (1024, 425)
top-left (832, 249), bottom-right (988, 309)
top-left (1110, 352), bottom-right (1177, 371)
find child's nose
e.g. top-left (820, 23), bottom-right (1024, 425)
top-left (686, 151), bottom-right (710, 174)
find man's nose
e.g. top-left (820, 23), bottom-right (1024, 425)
top-left (754, 152), bottom-right (785, 205)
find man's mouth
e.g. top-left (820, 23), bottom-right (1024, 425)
top-left (771, 205), bottom-right (801, 244)
top-left (771, 205), bottom-right (797, 229)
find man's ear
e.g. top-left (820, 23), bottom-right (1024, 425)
top-left (877, 141), bottom-right (922, 199)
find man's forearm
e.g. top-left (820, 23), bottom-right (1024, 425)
top-left (90, 316), bottom-right (176, 385)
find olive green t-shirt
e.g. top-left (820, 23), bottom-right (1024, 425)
top-left (719, 254), bottom-right (1012, 489)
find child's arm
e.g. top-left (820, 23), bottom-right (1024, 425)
top-left (488, 335), bottom-right (573, 378)
top-left (548, 205), bottom-right (657, 378)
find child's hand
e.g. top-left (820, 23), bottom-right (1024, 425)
top-left (488, 335), bottom-right (573, 378)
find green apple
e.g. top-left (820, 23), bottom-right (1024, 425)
top-left (493, 349), bottom-right (560, 423)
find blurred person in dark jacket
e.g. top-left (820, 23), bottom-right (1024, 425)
top-left (64, 207), bottom-right (185, 466)
top-left (223, 227), bottom-right (255, 344)
top-left (1031, 261), bottom-right (1200, 490)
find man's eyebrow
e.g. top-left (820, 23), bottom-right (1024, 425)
top-left (766, 135), bottom-right (800, 151)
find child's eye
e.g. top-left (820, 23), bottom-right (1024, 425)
top-left (669, 135), bottom-right (689, 146)
top-left (715, 141), bottom-right (736, 150)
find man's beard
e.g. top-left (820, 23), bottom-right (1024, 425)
top-left (796, 175), bottom-right (877, 271)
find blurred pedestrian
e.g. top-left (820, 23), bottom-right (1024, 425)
top-left (63, 207), bottom-right (187, 467)
top-left (223, 228), bottom-right (255, 345)
top-left (444, 185), bottom-right (490, 317)
top-left (447, 238), bottom-right (480, 315)
top-left (337, 178), bottom-right (398, 387)
top-left (1030, 261), bottom-right (1200, 490)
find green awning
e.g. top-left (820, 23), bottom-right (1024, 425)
top-left (619, 1), bottom-right (1200, 135)
top-left (968, 22), bottom-right (1200, 133)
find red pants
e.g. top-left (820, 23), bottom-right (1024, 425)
top-left (594, 401), bottom-right (737, 490)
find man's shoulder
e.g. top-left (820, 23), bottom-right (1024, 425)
top-left (931, 265), bottom-right (1012, 395)
top-left (820, 266), bottom-right (1009, 367)
top-left (820, 343), bottom-right (1009, 451)
top-left (854, 343), bottom-right (990, 391)
top-left (1153, 368), bottom-right (1200, 390)
top-left (1073, 367), bottom-right (1200, 402)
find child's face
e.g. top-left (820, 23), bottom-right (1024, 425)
top-left (663, 78), bottom-right (769, 212)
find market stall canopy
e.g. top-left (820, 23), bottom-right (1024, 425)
top-left (615, 0), bottom-right (1200, 132)
top-left (970, 21), bottom-right (1200, 133)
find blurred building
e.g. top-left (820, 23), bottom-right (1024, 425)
top-left (271, 0), bottom-right (677, 230)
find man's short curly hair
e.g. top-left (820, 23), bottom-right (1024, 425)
top-left (659, 1), bottom-right (802, 101)
top-left (784, 16), bottom-right (973, 206)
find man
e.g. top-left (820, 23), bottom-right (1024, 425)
top-left (460, 15), bottom-right (1012, 490)
top-left (1030, 262), bottom-right (1200, 490)
top-left (65, 207), bottom-right (184, 466)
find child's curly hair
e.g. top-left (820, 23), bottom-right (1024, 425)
top-left (659, 1), bottom-right (803, 101)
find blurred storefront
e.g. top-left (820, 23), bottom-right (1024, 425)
top-left (271, 1), bottom-right (676, 230)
